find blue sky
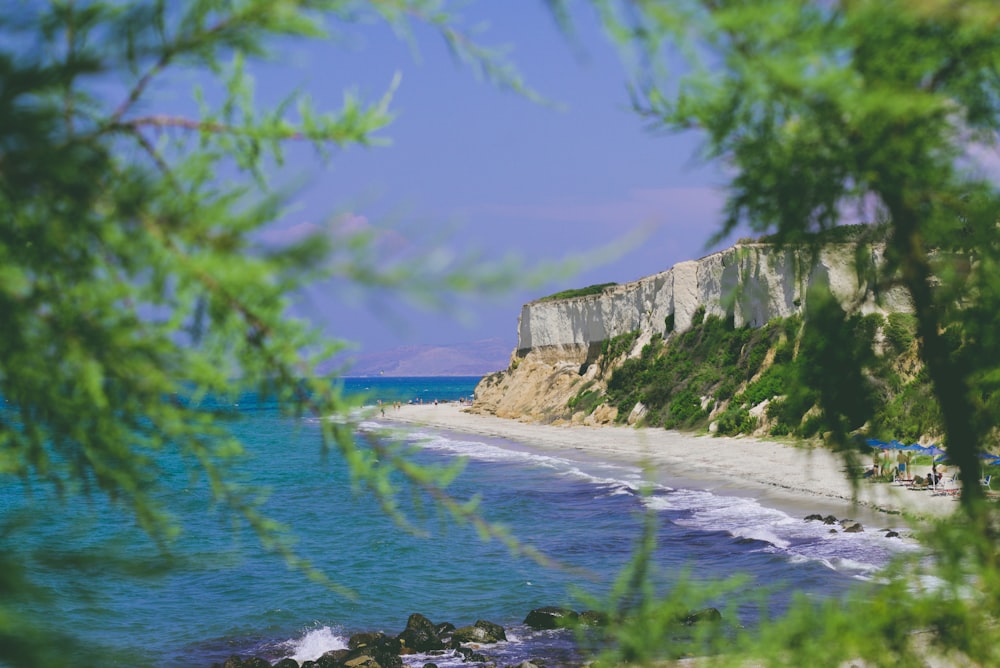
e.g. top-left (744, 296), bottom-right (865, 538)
top-left (251, 2), bottom-right (741, 356)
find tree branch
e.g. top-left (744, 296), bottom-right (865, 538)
top-left (109, 11), bottom-right (239, 125)
top-left (123, 114), bottom-right (307, 140)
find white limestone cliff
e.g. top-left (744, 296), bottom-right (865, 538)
top-left (472, 242), bottom-right (911, 423)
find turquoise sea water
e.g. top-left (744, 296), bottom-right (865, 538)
top-left (4, 377), bottom-right (916, 667)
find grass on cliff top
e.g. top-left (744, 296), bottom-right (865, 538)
top-left (537, 282), bottom-right (617, 302)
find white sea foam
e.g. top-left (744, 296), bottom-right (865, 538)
top-left (407, 430), bottom-right (573, 469)
top-left (822, 556), bottom-right (879, 574)
top-left (402, 428), bottom-right (650, 490)
top-left (281, 626), bottom-right (349, 663)
top-left (665, 487), bottom-right (920, 577)
top-left (388, 423), bottom-right (917, 579)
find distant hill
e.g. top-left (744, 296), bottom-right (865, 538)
top-left (342, 338), bottom-right (513, 377)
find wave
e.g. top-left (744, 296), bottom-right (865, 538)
top-left (278, 625), bottom-right (349, 663)
top-left (665, 488), bottom-right (919, 578)
top-left (395, 427), bottom-right (650, 490)
top-left (273, 623), bottom-right (575, 668)
top-left (379, 421), bottom-right (917, 580)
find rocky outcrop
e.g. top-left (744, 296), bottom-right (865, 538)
top-left (397, 613), bottom-right (445, 652)
top-left (213, 613), bottom-right (508, 668)
top-left (472, 350), bottom-right (605, 423)
top-left (450, 620), bottom-right (507, 644)
top-left (523, 607), bottom-right (580, 630)
top-left (472, 242), bottom-right (910, 421)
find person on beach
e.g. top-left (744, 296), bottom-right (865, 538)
top-left (897, 451), bottom-right (909, 481)
top-left (872, 451), bottom-right (882, 477)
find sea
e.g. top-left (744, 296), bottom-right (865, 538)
top-left (3, 376), bottom-right (919, 667)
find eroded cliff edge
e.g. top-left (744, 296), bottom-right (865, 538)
top-left (471, 242), bottom-right (911, 424)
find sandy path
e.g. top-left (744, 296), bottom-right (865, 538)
top-left (382, 402), bottom-right (959, 523)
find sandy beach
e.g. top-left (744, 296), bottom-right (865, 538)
top-left (383, 402), bottom-right (960, 524)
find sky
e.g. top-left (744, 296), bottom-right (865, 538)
top-left (247, 2), bottom-right (742, 357)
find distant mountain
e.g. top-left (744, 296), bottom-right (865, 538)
top-left (342, 338), bottom-right (514, 377)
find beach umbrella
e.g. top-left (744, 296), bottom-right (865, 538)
top-left (865, 438), bottom-right (888, 449)
top-left (934, 453), bottom-right (951, 464)
top-left (923, 445), bottom-right (946, 457)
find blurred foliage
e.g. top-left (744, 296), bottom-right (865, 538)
top-left (757, 222), bottom-right (891, 246)
top-left (583, 0), bottom-right (1000, 507)
top-left (9, 0), bottom-right (1000, 665)
top-left (549, 0), bottom-right (1000, 664)
top-left (0, 2), bottom-right (554, 666)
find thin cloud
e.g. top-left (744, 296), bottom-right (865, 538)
top-left (257, 220), bottom-right (325, 245)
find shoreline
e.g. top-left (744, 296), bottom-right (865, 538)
top-left (382, 402), bottom-right (959, 526)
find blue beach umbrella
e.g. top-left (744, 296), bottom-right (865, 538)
top-left (865, 438), bottom-right (888, 449)
top-left (923, 445), bottom-right (946, 457)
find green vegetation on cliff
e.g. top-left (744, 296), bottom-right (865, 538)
top-left (589, 301), bottom-right (948, 444)
top-left (537, 282), bottom-right (617, 302)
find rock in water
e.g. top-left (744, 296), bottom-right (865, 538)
top-left (215, 657), bottom-right (270, 668)
top-left (579, 610), bottom-right (610, 626)
top-left (523, 607), bottom-right (579, 630)
top-left (682, 608), bottom-right (722, 626)
top-left (451, 620), bottom-right (507, 644)
top-left (340, 631), bottom-right (403, 668)
top-left (397, 613), bottom-right (445, 652)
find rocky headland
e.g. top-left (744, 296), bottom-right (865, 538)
top-left (210, 606), bottom-right (724, 668)
top-left (471, 239), bottom-right (917, 439)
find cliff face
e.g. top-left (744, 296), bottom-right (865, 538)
top-left (472, 242), bottom-right (911, 423)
